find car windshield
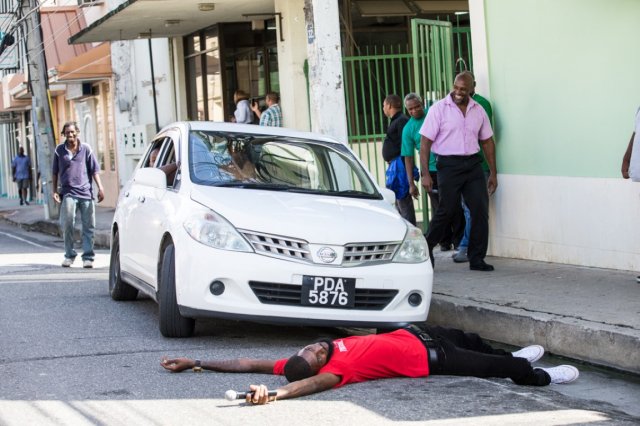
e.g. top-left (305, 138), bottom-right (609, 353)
top-left (188, 130), bottom-right (380, 198)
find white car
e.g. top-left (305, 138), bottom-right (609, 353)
top-left (109, 122), bottom-right (433, 337)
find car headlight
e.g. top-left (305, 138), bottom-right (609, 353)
top-left (184, 210), bottom-right (253, 252)
top-left (393, 226), bottom-right (428, 263)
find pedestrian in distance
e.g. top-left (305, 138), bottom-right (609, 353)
top-left (160, 324), bottom-right (579, 405)
top-left (382, 94), bottom-right (416, 225)
top-left (621, 104), bottom-right (640, 283)
top-left (11, 146), bottom-right (31, 205)
top-left (419, 71), bottom-right (498, 271)
top-left (251, 92), bottom-right (282, 127)
top-left (52, 121), bottom-right (105, 269)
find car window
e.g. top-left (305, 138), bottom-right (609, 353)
top-left (188, 130), bottom-right (379, 198)
top-left (157, 136), bottom-right (179, 188)
top-left (144, 138), bottom-right (166, 168)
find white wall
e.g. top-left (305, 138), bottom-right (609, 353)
top-left (111, 38), bottom-right (176, 186)
top-left (490, 175), bottom-right (640, 271)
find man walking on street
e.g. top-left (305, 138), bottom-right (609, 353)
top-left (621, 104), bottom-right (640, 283)
top-left (419, 72), bottom-right (497, 271)
top-left (52, 121), bottom-right (105, 268)
top-left (251, 92), bottom-right (282, 127)
top-left (382, 94), bottom-right (415, 224)
top-left (11, 146), bottom-right (31, 205)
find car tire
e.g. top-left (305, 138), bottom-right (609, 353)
top-left (109, 231), bottom-right (138, 301)
top-left (159, 243), bottom-right (195, 337)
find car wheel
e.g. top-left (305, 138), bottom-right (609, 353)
top-left (109, 231), bottom-right (139, 301)
top-left (159, 243), bottom-right (195, 337)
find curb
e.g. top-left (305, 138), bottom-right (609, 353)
top-left (428, 295), bottom-right (640, 375)
top-left (5, 217), bottom-right (111, 249)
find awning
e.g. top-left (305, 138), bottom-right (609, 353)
top-left (54, 42), bottom-right (111, 83)
top-left (1, 74), bottom-right (31, 111)
top-left (69, 0), bottom-right (274, 44)
top-left (41, 6), bottom-right (91, 68)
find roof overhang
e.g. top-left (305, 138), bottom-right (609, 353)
top-left (69, 0), bottom-right (274, 44)
top-left (53, 42), bottom-right (112, 83)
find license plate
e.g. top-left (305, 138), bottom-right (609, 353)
top-left (301, 275), bottom-right (356, 308)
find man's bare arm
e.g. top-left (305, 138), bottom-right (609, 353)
top-left (161, 357), bottom-right (276, 374)
top-left (404, 155), bottom-right (419, 199)
top-left (480, 137), bottom-right (498, 195)
top-left (622, 133), bottom-right (634, 179)
top-left (419, 136), bottom-right (434, 192)
top-left (247, 373), bottom-right (341, 404)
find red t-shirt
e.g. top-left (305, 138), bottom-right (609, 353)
top-left (273, 329), bottom-right (429, 387)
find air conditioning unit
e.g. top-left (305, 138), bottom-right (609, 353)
top-left (78, 0), bottom-right (104, 6)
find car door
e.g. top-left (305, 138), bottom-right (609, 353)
top-left (130, 131), bottom-right (182, 287)
top-left (119, 137), bottom-right (167, 281)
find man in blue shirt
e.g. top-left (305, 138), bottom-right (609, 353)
top-left (52, 121), bottom-right (105, 268)
top-left (11, 146), bottom-right (31, 205)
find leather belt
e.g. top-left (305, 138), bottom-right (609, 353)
top-left (404, 324), bottom-right (440, 373)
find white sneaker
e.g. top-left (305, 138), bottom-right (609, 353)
top-left (62, 258), bottom-right (74, 267)
top-left (83, 260), bottom-right (94, 269)
top-left (542, 365), bottom-right (579, 384)
top-left (512, 345), bottom-right (544, 363)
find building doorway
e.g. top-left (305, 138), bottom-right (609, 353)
top-left (184, 21), bottom-right (279, 123)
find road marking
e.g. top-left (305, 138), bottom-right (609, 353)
top-left (0, 231), bottom-right (48, 248)
top-left (0, 272), bottom-right (108, 281)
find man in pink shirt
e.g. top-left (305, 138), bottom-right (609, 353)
top-left (419, 72), bottom-right (497, 271)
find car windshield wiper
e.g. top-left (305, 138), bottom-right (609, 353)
top-left (213, 182), bottom-right (292, 191)
top-left (324, 189), bottom-right (378, 198)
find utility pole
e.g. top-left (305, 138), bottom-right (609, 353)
top-left (23, 0), bottom-right (57, 219)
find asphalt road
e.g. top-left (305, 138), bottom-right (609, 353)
top-left (0, 222), bottom-right (638, 425)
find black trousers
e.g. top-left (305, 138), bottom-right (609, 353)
top-left (423, 325), bottom-right (550, 386)
top-left (427, 172), bottom-right (464, 248)
top-left (426, 154), bottom-right (489, 266)
top-left (397, 193), bottom-right (417, 226)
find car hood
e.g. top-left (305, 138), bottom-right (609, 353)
top-left (190, 186), bottom-right (409, 244)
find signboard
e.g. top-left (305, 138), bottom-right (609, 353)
top-left (0, 15), bottom-right (19, 70)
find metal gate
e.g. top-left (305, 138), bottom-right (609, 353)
top-left (342, 19), bottom-right (458, 227)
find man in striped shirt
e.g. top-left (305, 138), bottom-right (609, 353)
top-left (251, 92), bottom-right (283, 127)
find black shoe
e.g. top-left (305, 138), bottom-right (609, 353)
top-left (470, 261), bottom-right (494, 271)
top-left (24, 200), bottom-right (29, 205)
top-left (20, 199), bottom-right (24, 205)
top-left (439, 243), bottom-right (453, 252)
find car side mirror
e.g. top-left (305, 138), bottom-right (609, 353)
top-left (380, 187), bottom-right (396, 205)
top-left (134, 167), bottom-right (167, 189)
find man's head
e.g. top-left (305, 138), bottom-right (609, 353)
top-left (265, 92), bottom-right (279, 107)
top-left (61, 121), bottom-right (79, 143)
top-left (404, 93), bottom-right (425, 120)
top-left (383, 94), bottom-right (402, 118)
top-left (18, 146), bottom-right (24, 156)
top-left (451, 72), bottom-right (475, 106)
top-left (284, 338), bottom-right (334, 382)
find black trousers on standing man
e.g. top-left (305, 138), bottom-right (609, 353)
top-left (426, 153), bottom-right (489, 267)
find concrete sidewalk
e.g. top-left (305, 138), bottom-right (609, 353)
top-left (1, 196), bottom-right (638, 375)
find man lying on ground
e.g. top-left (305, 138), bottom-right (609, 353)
top-left (161, 324), bottom-right (579, 405)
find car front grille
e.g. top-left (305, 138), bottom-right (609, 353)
top-left (240, 231), bottom-right (311, 262)
top-left (343, 242), bottom-right (399, 265)
top-left (240, 230), bottom-right (400, 266)
top-left (248, 281), bottom-right (398, 310)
